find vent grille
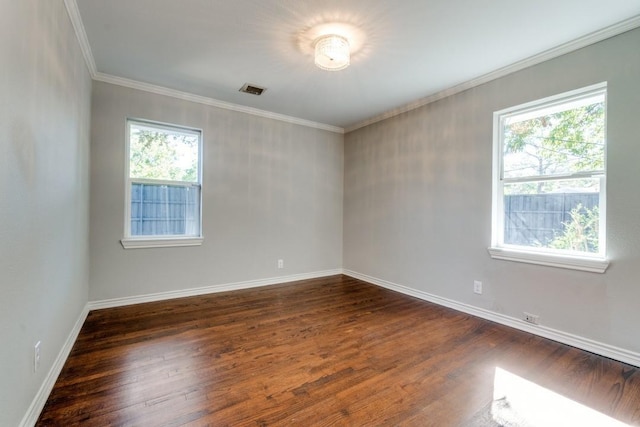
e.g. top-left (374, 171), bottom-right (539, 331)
top-left (239, 83), bottom-right (266, 96)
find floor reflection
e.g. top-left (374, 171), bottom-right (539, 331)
top-left (492, 367), bottom-right (628, 426)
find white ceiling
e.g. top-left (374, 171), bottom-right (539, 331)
top-left (75, 0), bottom-right (640, 131)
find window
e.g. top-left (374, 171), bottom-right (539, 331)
top-left (489, 83), bottom-right (608, 272)
top-left (121, 119), bottom-right (203, 249)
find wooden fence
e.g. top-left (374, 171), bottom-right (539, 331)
top-left (504, 192), bottom-right (599, 247)
top-left (130, 185), bottom-right (596, 243)
top-left (130, 183), bottom-right (199, 236)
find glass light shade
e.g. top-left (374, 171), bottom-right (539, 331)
top-left (314, 35), bottom-right (350, 71)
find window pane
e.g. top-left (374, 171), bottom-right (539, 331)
top-left (129, 122), bottom-right (199, 182)
top-left (503, 179), bottom-right (600, 253)
top-left (503, 96), bottom-right (605, 179)
top-left (130, 183), bottom-right (200, 236)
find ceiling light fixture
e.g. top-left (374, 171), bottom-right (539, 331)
top-left (314, 34), bottom-right (350, 71)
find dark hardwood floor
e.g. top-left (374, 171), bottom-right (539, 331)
top-left (37, 275), bottom-right (640, 426)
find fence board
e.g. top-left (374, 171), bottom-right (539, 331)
top-left (504, 193), bottom-right (598, 247)
top-left (131, 183), bottom-right (199, 236)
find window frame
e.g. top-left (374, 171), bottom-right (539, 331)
top-left (121, 118), bottom-right (204, 249)
top-left (489, 83), bottom-right (609, 273)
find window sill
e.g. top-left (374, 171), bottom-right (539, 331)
top-left (488, 247), bottom-right (609, 273)
top-left (121, 237), bottom-right (203, 249)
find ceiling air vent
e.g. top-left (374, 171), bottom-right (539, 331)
top-left (239, 83), bottom-right (266, 96)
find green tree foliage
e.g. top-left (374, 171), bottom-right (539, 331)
top-left (502, 98), bottom-right (605, 252)
top-left (550, 204), bottom-right (599, 253)
top-left (503, 101), bottom-right (605, 193)
top-left (130, 129), bottom-right (198, 182)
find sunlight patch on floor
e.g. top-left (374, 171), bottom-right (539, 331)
top-left (492, 367), bottom-right (628, 427)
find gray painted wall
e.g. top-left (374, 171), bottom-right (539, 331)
top-left (0, 1), bottom-right (92, 426)
top-left (344, 28), bottom-right (640, 354)
top-left (89, 82), bottom-right (344, 301)
top-left (4, 3), bottom-right (638, 423)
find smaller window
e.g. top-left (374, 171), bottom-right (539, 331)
top-left (122, 119), bottom-right (203, 249)
top-left (490, 83), bottom-right (608, 272)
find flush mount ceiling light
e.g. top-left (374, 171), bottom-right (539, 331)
top-left (314, 34), bottom-right (350, 71)
top-left (299, 22), bottom-right (364, 71)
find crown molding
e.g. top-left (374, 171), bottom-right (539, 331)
top-left (63, 0), bottom-right (638, 136)
top-left (62, 0), bottom-right (343, 134)
top-left (63, 0), bottom-right (97, 76)
top-left (93, 72), bottom-right (344, 133)
top-left (345, 15), bottom-right (640, 133)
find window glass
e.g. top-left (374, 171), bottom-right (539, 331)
top-left (492, 84), bottom-right (606, 262)
top-left (129, 122), bottom-right (199, 182)
top-left (503, 178), bottom-right (600, 253)
top-left (126, 120), bottom-right (202, 240)
top-left (502, 94), bottom-right (605, 179)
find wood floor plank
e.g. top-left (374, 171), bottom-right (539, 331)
top-left (37, 275), bottom-right (640, 426)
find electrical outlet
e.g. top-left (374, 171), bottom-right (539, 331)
top-left (524, 312), bottom-right (539, 325)
top-left (473, 280), bottom-right (482, 294)
top-left (34, 341), bottom-right (41, 373)
top-left (277, 259), bottom-right (284, 269)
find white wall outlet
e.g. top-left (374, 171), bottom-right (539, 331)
top-left (473, 280), bottom-right (482, 294)
top-left (34, 341), bottom-right (41, 373)
top-left (277, 259), bottom-right (284, 269)
top-left (524, 312), bottom-right (540, 325)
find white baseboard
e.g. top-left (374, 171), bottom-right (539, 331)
top-left (88, 269), bottom-right (343, 310)
top-left (19, 304), bottom-right (90, 427)
top-left (343, 269), bottom-right (640, 368)
top-left (22, 270), bottom-right (341, 426)
top-left (24, 268), bottom-right (637, 427)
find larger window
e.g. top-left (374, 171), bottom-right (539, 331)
top-left (490, 83), bottom-right (608, 272)
top-left (122, 119), bottom-right (203, 249)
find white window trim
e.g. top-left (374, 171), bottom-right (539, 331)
top-left (487, 247), bottom-right (608, 273)
top-left (121, 236), bottom-right (204, 249)
top-left (489, 82), bottom-right (609, 273)
top-left (122, 118), bottom-right (204, 249)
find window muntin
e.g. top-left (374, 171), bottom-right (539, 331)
top-left (125, 119), bottom-right (202, 241)
top-left (492, 84), bottom-right (607, 264)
